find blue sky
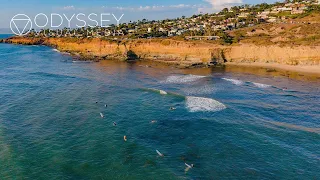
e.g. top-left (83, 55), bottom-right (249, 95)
top-left (0, 0), bottom-right (278, 28)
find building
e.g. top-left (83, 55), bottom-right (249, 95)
top-left (277, 7), bottom-right (292, 11)
top-left (291, 4), bottom-right (307, 14)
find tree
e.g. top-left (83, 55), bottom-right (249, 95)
top-left (222, 8), bottom-right (229, 14)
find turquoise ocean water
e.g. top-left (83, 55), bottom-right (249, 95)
top-left (0, 34), bottom-right (319, 179)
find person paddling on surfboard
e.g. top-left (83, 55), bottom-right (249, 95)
top-left (156, 150), bottom-right (164, 157)
top-left (185, 163), bottom-right (194, 172)
top-left (170, 107), bottom-right (176, 110)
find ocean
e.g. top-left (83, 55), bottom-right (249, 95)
top-left (0, 34), bottom-right (319, 179)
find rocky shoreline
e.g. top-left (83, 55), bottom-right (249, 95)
top-left (1, 36), bottom-right (320, 72)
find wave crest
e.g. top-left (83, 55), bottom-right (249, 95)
top-left (162, 74), bottom-right (206, 84)
top-left (222, 78), bottom-right (244, 85)
top-left (142, 88), bottom-right (168, 95)
top-left (252, 82), bottom-right (272, 88)
top-left (186, 96), bottom-right (226, 112)
top-left (183, 85), bottom-right (216, 95)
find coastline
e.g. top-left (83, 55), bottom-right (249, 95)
top-left (1, 36), bottom-right (320, 76)
top-left (226, 62), bottom-right (320, 77)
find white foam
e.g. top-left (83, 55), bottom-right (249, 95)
top-left (52, 49), bottom-right (60, 52)
top-left (186, 96), bottom-right (226, 112)
top-left (222, 78), bottom-right (244, 85)
top-left (159, 90), bottom-right (168, 95)
top-left (162, 74), bottom-right (206, 84)
top-left (252, 82), bottom-right (272, 88)
top-left (145, 88), bottom-right (168, 95)
top-left (183, 85), bottom-right (216, 95)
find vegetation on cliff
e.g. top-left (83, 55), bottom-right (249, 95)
top-left (230, 12), bottom-right (320, 46)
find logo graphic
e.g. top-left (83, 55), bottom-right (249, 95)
top-left (10, 14), bottom-right (32, 36)
top-left (9, 13), bottom-right (125, 37)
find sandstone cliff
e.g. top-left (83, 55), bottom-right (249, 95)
top-left (2, 37), bottom-right (320, 69)
top-left (224, 44), bottom-right (320, 66)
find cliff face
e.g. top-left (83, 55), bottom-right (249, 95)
top-left (43, 38), bottom-right (225, 67)
top-left (2, 37), bottom-right (320, 68)
top-left (225, 45), bottom-right (320, 66)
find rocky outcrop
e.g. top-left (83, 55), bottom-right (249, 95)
top-left (2, 37), bottom-right (45, 45)
top-left (210, 48), bottom-right (227, 65)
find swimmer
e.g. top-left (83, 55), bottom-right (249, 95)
top-left (124, 136), bottom-right (127, 141)
top-left (105, 104), bottom-right (108, 107)
top-left (100, 113), bottom-right (104, 118)
top-left (113, 122), bottom-right (117, 126)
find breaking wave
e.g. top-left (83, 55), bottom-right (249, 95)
top-left (183, 85), bottom-right (216, 95)
top-left (141, 88), bottom-right (167, 95)
top-left (251, 82), bottom-right (272, 88)
top-left (222, 78), bottom-right (244, 85)
top-left (186, 96), bottom-right (226, 112)
top-left (159, 90), bottom-right (168, 95)
top-left (52, 49), bottom-right (60, 52)
top-left (162, 74), bottom-right (206, 84)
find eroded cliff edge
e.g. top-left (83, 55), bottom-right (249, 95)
top-left (2, 37), bottom-right (320, 70)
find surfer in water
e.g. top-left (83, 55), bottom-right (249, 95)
top-left (113, 122), bottom-right (117, 126)
top-left (170, 107), bottom-right (176, 111)
top-left (156, 150), bottom-right (164, 157)
top-left (100, 113), bottom-right (104, 118)
top-left (105, 104), bottom-right (108, 107)
top-left (185, 163), bottom-right (194, 172)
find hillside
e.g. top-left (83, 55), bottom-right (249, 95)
top-left (230, 13), bottom-right (320, 46)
